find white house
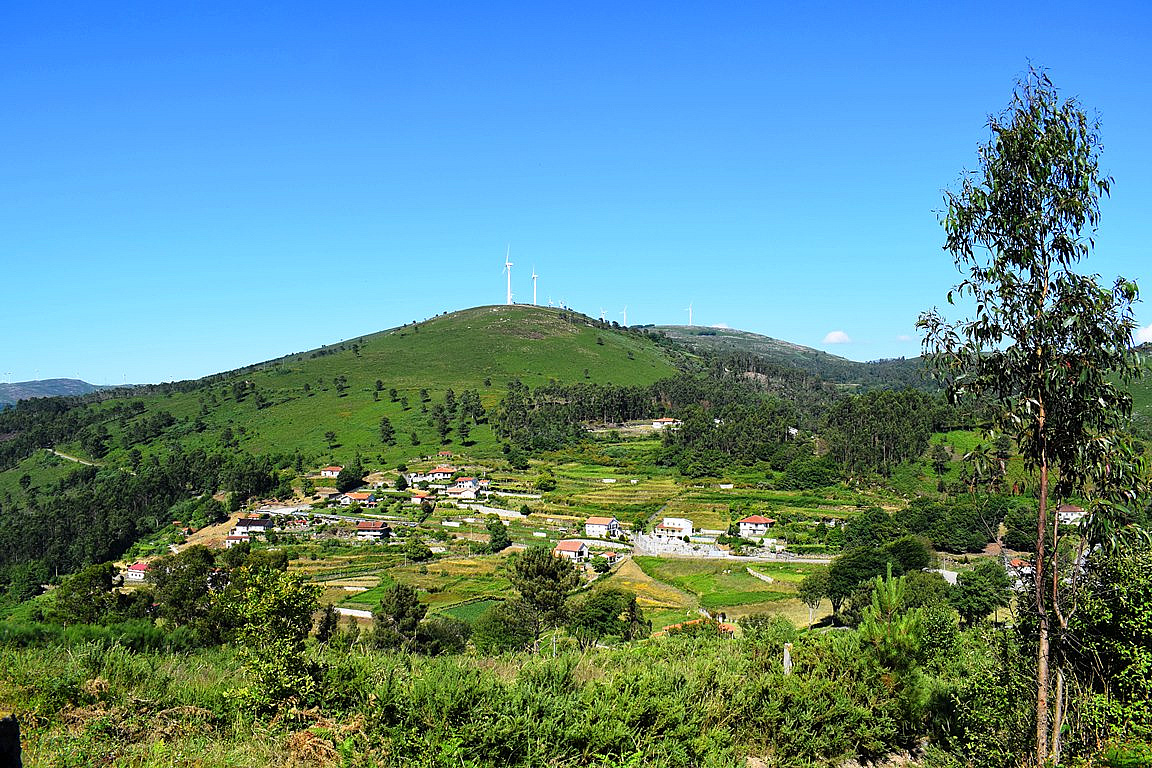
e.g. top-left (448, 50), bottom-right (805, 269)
top-left (654, 517), bottom-right (693, 540)
top-left (320, 466), bottom-right (343, 478)
top-left (339, 491), bottom-right (377, 507)
top-left (651, 417), bottom-right (681, 430)
top-left (554, 540), bottom-right (589, 562)
top-left (454, 477), bottom-right (480, 489)
top-left (585, 516), bottom-right (621, 539)
top-left (427, 465), bottom-right (456, 482)
top-left (233, 517), bottom-right (275, 536)
top-left (124, 562), bottom-right (150, 582)
top-left (223, 535), bottom-right (250, 549)
top-left (1056, 504), bottom-right (1087, 525)
top-left (356, 521), bottom-right (389, 541)
top-left (737, 515), bottom-right (775, 538)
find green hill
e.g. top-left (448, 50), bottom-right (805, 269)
top-left (71, 305), bottom-right (683, 467)
top-left (649, 325), bottom-right (930, 389)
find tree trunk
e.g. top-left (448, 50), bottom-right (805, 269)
top-left (1051, 667), bottom-right (1066, 765)
top-left (1035, 460), bottom-right (1050, 764)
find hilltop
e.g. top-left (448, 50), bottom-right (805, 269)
top-left (67, 305), bottom-right (685, 466)
top-left (650, 325), bottom-right (931, 389)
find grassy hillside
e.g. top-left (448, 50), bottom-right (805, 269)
top-left (72, 305), bottom-right (684, 467)
top-left (650, 325), bottom-right (929, 389)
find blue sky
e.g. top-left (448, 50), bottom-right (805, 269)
top-left (3, 1), bottom-right (1151, 384)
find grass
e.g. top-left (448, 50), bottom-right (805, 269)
top-left (0, 450), bottom-right (82, 499)
top-left (436, 597), bottom-right (504, 623)
top-left (339, 555), bottom-right (513, 611)
top-left (78, 305), bottom-right (682, 472)
top-left (628, 556), bottom-right (830, 619)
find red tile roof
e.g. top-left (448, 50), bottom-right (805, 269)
top-left (127, 562), bottom-right (150, 572)
top-left (586, 516), bottom-right (616, 526)
top-left (555, 540), bottom-right (587, 552)
top-left (738, 515), bottom-right (776, 525)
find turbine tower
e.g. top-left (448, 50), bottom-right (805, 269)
top-left (532, 267), bottom-right (539, 306)
top-left (599, 308), bottom-right (606, 322)
top-left (620, 306), bottom-right (628, 326)
top-left (686, 302), bottom-right (693, 326)
top-left (503, 246), bottom-right (514, 305)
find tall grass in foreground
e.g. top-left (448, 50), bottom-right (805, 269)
top-left (1, 620), bottom-right (1007, 768)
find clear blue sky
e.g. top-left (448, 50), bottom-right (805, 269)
top-left (3, 1), bottom-right (1151, 384)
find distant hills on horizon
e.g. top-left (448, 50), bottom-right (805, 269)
top-left (0, 378), bottom-right (104, 407)
top-left (7, 308), bottom-right (929, 406)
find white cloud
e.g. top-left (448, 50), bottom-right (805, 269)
top-left (1137, 323), bottom-right (1152, 344)
top-left (823, 330), bottom-right (852, 344)
top-left (896, 334), bottom-right (912, 342)
top-left (711, 323), bottom-right (729, 329)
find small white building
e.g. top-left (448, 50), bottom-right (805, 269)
top-left (737, 515), bottom-right (776, 538)
top-left (554, 540), bottom-right (589, 563)
top-left (651, 417), bottom-right (681, 430)
top-left (1057, 504), bottom-right (1087, 525)
top-left (124, 562), bottom-right (151, 582)
top-left (233, 517), bottom-right (275, 536)
top-left (320, 466), bottom-right (343, 478)
top-left (585, 516), bottom-right (621, 539)
top-left (427, 466), bottom-right (456, 482)
top-left (223, 535), bottom-right (250, 549)
top-left (339, 492), bottom-right (377, 507)
top-left (356, 521), bottom-right (389, 541)
top-left (654, 517), bottom-right (694, 540)
top-left (444, 486), bottom-right (477, 501)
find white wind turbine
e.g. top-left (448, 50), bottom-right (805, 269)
top-left (503, 246), bottom-right (514, 305)
top-left (685, 302), bottom-right (693, 326)
top-left (532, 267), bottom-right (539, 306)
top-left (620, 306), bottom-right (628, 326)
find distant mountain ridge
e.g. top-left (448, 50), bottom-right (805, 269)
top-left (0, 378), bottom-right (101, 406)
top-left (649, 325), bottom-right (931, 389)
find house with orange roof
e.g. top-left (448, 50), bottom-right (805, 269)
top-left (356, 520), bottom-right (389, 541)
top-left (584, 516), bottom-right (621, 539)
top-left (339, 491), bottom-right (377, 507)
top-left (737, 515), bottom-right (776, 538)
top-left (651, 417), bottom-right (682, 430)
top-left (320, 466), bottom-right (343, 478)
top-left (553, 540), bottom-right (589, 563)
top-left (653, 517), bottom-right (694, 540)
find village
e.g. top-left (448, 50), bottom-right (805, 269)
top-left (114, 418), bottom-right (849, 631)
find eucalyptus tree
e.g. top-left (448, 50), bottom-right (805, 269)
top-left (918, 69), bottom-right (1145, 764)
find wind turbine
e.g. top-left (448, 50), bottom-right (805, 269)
top-left (503, 246), bottom-right (514, 305)
top-left (685, 303), bottom-right (693, 326)
top-left (599, 308), bottom-right (606, 322)
top-left (620, 306), bottom-right (628, 327)
top-left (532, 267), bottom-right (539, 306)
